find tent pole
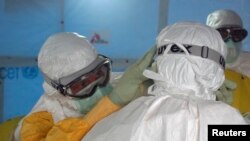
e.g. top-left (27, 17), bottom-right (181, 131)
top-left (158, 0), bottom-right (169, 33)
top-left (60, 0), bottom-right (65, 31)
top-left (0, 70), bottom-right (4, 123)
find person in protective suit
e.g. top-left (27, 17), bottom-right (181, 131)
top-left (206, 9), bottom-right (250, 117)
top-left (14, 32), bottom-right (155, 141)
top-left (83, 22), bottom-right (247, 141)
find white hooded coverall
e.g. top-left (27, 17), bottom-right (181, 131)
top-left (83, 22), bottom-right (247, 141)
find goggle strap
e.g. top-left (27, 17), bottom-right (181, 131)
top-left (44, 75), bottom-right (57, 89)
top-left (43, 75), bottom-right (67, 95)
top-left (157, 44), bottom-right (225, 69)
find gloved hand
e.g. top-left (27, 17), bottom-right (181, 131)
top-left (45, 96), bottom-right (120, 141)
top-left (243, 112), bottom-right (250, 124)
top-left (243, 112), bottom-right (250, 119)
top-left (108, 45), bottom-right (156, 106)
top-left (20, 111), bottom-right (54, 141)
top-left (215, 79), bottom-right (237, 105)
top-left (45, 117), bottom-right (90, 141)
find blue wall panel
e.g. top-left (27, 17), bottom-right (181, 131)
top-left (63, 0), bottom-right (159, 69)
top-left (0, 0), bottom-right (159, 122)
top-left (2, 66), bottom-right (43, 120)
top-left (0, 0), bottom-right (62, 56)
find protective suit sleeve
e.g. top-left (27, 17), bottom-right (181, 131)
top-left (108, 46), bottom-right (156, 106)
top-left (20, 111), bottom-right (53, 141)
top-left (44, 96), bottom-right (120, 141)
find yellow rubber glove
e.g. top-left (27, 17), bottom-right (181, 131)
top-left (215, 79), bottom-right (237, 105)
top-left (20, 111), bottom-right (54, 141)
top-left (45, 117), bottom-right (90, 141)
top-left (45, 96), bottom-right (120, 141)
top-left (0, 116), bottom-right (23, 141)
top-left (108, 46), bottom-right (156, 106)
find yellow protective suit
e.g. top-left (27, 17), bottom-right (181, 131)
top-left (0, 116), bottom-right (22, 141)
top-left (20, 96), bottom-right (120, 141)
top-left (225, 69), bottom-right (250, 113)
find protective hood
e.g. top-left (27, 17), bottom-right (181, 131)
top-left (143, 22), bottom-right (227, 100)
top-left (38, 32), bottom-right (97, 83)
top-left (206, 9), bottom-right (243, 29)
top-left (33, 32), bottom-right (102, 121)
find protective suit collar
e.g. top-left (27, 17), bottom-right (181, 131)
top-left (42, 82), bottom-right (81, 121)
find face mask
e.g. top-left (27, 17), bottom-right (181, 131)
top-left (225, 39), bottom-right (241, 64)
top-left (74, 84), bottom-right (112, 114)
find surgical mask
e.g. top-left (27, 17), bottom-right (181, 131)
top-left (75, 84), bottom-right (112, 114)
top-left (225, 39), bottom-right (241, 64)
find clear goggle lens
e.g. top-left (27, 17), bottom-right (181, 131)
top-left (67, 64), bottom-right (109, 97)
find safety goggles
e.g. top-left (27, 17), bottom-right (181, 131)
top-left (45, 55), bottom-right (111, 99)
top-left (217, 26), bottom-right (248, 42)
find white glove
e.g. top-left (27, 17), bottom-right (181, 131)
top-left (215, 79), bottom-right (237, 105)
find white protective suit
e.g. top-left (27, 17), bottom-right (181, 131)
top-left (206, 9), bottom-right (250, 77)
top-left (14, 32), bottom-right (111, 140)
top-left (83, 22), bottom-right (247, 141)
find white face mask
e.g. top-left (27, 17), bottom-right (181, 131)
top-left (225, 39), bottom-right (242, 64)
